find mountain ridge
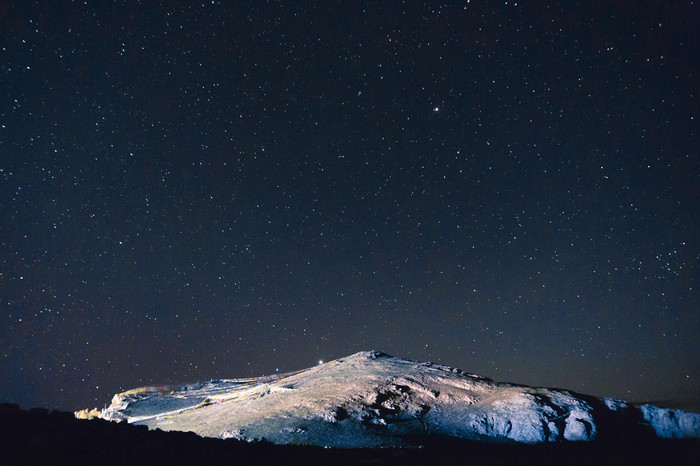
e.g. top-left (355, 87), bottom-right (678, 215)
top-left (86, 350), bottom-right (700, 447)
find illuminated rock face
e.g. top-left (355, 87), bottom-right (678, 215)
top-left (95, 351), bottom-right (700, 447)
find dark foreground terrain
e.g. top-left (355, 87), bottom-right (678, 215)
top-left (1, 403), bottom-right (698, 466)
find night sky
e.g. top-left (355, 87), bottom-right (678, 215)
top-left (1, 1), bottom-right (698, 413)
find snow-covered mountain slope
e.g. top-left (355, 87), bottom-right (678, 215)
top-left (93, 351), bottom-right (700, 447)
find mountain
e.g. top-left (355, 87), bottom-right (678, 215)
top-left (90, 351), bottom-right (700, 447)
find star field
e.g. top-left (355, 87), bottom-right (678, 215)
top-left (1, 1), bottom-right (698, 412)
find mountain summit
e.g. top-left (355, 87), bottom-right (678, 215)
top-left (91, 351), bottom-right (700, 447)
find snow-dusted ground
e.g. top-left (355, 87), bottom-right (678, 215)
top-left (94, 351), bottom-right (700, 447)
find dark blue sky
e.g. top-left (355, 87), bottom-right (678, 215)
top-left (1, 1), bottom-right (698, 412)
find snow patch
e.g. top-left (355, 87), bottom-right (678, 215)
top-left (603, 398), bottom-right (629, 411)
top-left (640, 405), bottom-right (700, 439)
